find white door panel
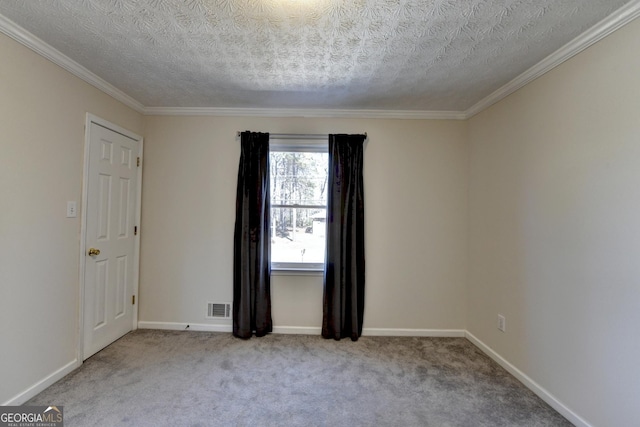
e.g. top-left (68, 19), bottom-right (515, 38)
top-left (84, 122), bottom-right (139, 359)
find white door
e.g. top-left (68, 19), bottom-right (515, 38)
top-left (83, 121), bottom-right (140, 359)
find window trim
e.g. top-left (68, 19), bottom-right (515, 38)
top-left (269, 139), bottom-right (328, 272)
top-left (271, 263), bottom-right (325, 274)
top-left (270, 139), bottom-right (328, 153)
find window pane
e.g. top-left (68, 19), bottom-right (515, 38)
top-left (270, 152), bottom-right (328, 206)
top-left (271, 207), bottom-right (326, 265)
top-left (270, 150), bottom-right (328, 268)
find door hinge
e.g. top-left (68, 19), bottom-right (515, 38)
top-left (134, 226), bottom-right (138, 236)
top-left (137, 157), bottom-right (141, 167)
top-left (132, 295), bottom-right (135, 305)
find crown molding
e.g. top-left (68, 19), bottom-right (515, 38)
top-left (0, 14), bottom-right (146, 114)
top-left (142, 106), bottom-right (467, 120)
top-left (464, 0), bottom-right (640, 119)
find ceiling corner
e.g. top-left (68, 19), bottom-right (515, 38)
top-left (0, 13), bottom-right (145, 114)
top-left (464, 0), bottom-right (640, 119)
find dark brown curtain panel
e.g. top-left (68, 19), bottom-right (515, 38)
top-left (322, 134), bottom-right (366, 341)
top-left (233, 131), bottom-right (272, 339)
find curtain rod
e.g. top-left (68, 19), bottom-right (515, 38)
top-left (236, 132), bottom-right (366, 140)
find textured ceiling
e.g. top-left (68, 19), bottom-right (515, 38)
top-left (0, 0), bottom-right (632, 111)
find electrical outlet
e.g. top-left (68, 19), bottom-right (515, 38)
top-left (497, 314), bottom-right (506, 332)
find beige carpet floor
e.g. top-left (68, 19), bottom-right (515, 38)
top-left (26, 330), bottom-right (573, 426)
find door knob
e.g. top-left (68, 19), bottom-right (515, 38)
top-left (88, 248), bottom-right (101, 256)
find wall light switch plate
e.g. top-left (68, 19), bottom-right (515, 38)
top-left (498, 314), bottom-right (506, 332)
top-left (66, 201), bottom-right (77, 218)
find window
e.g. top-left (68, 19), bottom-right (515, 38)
top-left (270, 142), bottom-right (328, 271)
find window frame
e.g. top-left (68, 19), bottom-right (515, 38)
top-left (269, 138), bottom-right (328, 273)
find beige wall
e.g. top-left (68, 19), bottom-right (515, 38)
top-left (467, 17), bottom-right (640, 427)
top-left (0, 33), bottom-right (143, 404)
top-left (139, 116), bottom-right (469, 332)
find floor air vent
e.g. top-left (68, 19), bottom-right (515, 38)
top-left (207, 302), bottom-right (231, 319)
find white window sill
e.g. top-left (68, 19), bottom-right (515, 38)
top-left (271, 268), bottom-right (324, 277)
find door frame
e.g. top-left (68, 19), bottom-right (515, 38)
top-left (77, 113), bottom-right (143, 362)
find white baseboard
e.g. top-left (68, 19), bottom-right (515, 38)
top-left (137, 321), bottom-right (232, 332)
top-left (272, 326), bottom-right (322, 335)
top-left (274, 327), bottom-right (466, 337)
top-left (275, 327), bottom-right (465, 337)
top-left (138, 322), bottom-right (322, 335)
top-left (137, 322), bottom-right (465, 338)
top-left (2, 359), bottom-right (80, 406)
top-left (363, 328), bottom-right (465, 337)
top-left (465, 331), bottom-right (591, 427)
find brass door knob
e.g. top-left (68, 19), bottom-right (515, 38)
top-left (88, 248), bottom-right (101, 256)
